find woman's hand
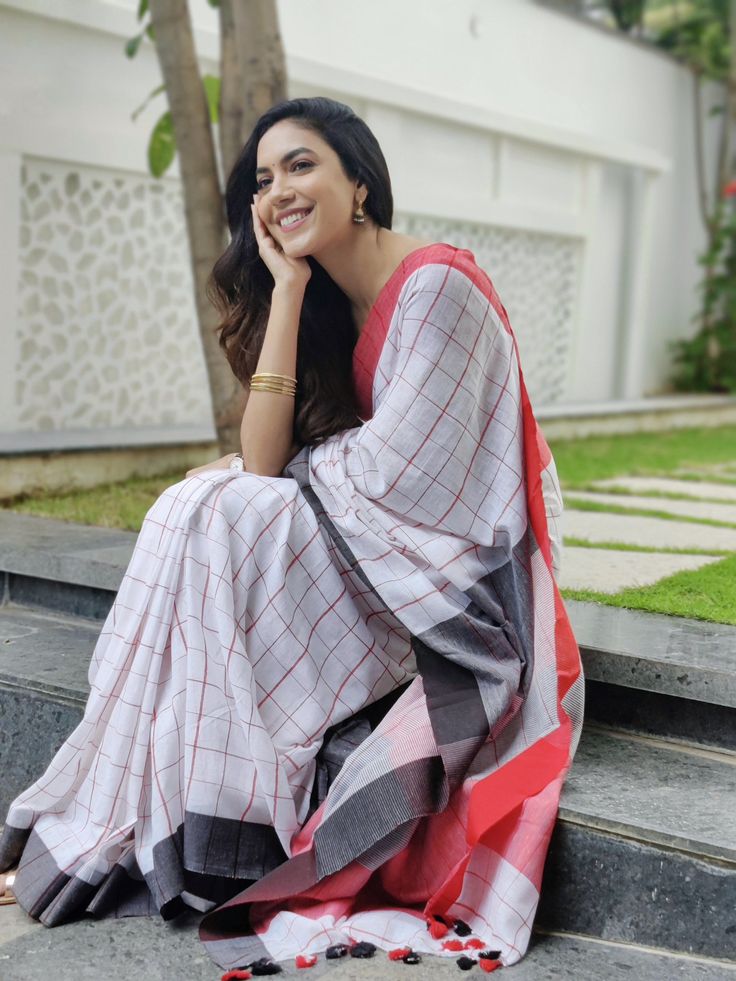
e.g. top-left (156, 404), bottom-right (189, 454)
top-left (251, 197), bottom-right (311, 292)
top-left (185, 453), bottom-right (241, 478)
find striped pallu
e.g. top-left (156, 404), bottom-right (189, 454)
top-left (0, 243), bottom-right (582, 970)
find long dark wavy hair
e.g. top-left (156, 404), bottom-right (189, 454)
top-left (210, 97), bottom-right (394, 448)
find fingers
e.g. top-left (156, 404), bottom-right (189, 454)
top-left (251, 199), bottom-right (263, 242)
top-left (251, 198), bottom-right (269, 246)
top-left (252, 197), bottom-right (280, 256)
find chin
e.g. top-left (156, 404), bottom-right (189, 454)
top-left (281, 237), bottom-right (316, 259)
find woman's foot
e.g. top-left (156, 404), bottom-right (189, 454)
top-left (0, 869), bottom-right (17, 906)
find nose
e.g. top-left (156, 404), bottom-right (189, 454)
top-left (269, 170), bottom-right (295, 203)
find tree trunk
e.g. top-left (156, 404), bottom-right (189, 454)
top-left (149, 0), bottom-right (245, 453)
top-left (218, 0), bottom-right (246, 183)
top-left (231, 0), bottom-right (287, 141)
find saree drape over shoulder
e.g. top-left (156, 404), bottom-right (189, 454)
top-left (0, 243), bottom-right (583, 970)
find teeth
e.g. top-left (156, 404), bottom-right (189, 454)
top-left (280, 210), bottom-right (310, 227)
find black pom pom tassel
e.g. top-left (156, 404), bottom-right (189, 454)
top-left (457, 955), bottom-right (477, 971)
top-left (350, 941), bottom-right (377, 959)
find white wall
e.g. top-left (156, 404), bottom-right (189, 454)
top-left (0, 0), bottom-right (715, 452)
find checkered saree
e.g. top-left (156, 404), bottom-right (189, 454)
top-left (0, 243), bottom-right (583, 969)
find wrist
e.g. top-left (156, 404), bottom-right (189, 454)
top-left (272, 280), bottom-right (306, 304)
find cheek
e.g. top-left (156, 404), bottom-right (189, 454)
top-left (255, 197), bottom-right (269, 226)
top-left (315, 189), bottom-right (353, 231)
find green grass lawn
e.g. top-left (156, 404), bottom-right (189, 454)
top-left (3, 425), bottom-right (736, 623)
top-left (548, 425), bottom-right (736, 625)
top-left (549, 425), bottom-right (736, 487)
top-left (561, 553), bottom-right (736, 626)
top-left (1, 470), bottom-right (184, 532)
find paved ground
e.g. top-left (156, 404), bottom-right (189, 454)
top-left (556, 470), bottom-right (736, 595)
top-left (1, 906), bottom-right (735, 981)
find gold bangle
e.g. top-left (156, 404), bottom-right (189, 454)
top-left (250, 381), bottom-right (296, 391)
top-left (252, 372), bottom-right (297, 384)
top-left (250, 377), bottom-right (296, 389)
top-left (249, 383), bottom-right (296, 395)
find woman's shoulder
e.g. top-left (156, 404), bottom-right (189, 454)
top-left (394, 242), bottom-right (512, 336)
top-left (399, 242), bottom-right (494, 303)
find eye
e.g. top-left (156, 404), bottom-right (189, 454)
top-left (292, 160), bottom-right (313, 172)
top-left (256, 177), bottom-right (271, 191)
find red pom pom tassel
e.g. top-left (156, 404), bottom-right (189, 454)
top-left (221, 971), bottom-right (252, 981)
top-left (295, 953), bottom-right (317, 969)
top-left (388, 948), bottom-right (413, 961)
top-left (464, 938), bottom-right (486, 950)
top-left (479, 957), bottom-right (502, 973)
top-left (426, 917), bottom-right (449, 939)
top-left (441, 939), bottom-right (465, 951)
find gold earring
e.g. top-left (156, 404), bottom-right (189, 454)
top-left (352, 200), bottom-right (366, 224)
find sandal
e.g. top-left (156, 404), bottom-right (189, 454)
top-left (0, 869), bottom-right (17, 906)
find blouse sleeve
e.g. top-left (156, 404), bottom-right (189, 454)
top-left (344, 260), bottom-right (527, 549)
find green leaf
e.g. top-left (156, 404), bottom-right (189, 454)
top-left (131, 83), bottom-right (166, 123)
top-left (148, 111), bottom-right (176, 178)
top-left (125, 31), bottom-right (145, 58)
top-left (137, 0), bottom-right (149, 20)
top-left (206, 0), bottom-right (220, 7)
top-left (203, 74), bottom-right (221, 124)
top-left (145, 23), bottom-right (156, 42)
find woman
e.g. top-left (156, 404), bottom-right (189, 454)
top-left (0, 97), bottom-right (582, 971)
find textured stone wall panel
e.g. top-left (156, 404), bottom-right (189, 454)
top-left (16, 158), bottom-right (212, 433)
top-left (395, 213), bottom-right (580, 406)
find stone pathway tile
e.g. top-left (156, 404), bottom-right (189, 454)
top-left (567, 491), bottom-right (736, 525)
top-left (591, 477), bottom-right (736, 503)
top-left (562, 510), bottom-right (736, 551)
top-left (673, 464), bottom-right (736, 479)
top-left (558, 548), bottom-right (720, 594)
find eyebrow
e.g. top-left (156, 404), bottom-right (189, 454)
top-left (255, 146), bottom-right (316, 176)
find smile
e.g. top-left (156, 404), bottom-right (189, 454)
top-left (278, 207), bottom-right (313, 231)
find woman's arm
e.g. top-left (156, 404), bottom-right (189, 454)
top-left (241, 196), bottom-right (311, 478)
top-left (240, 283), bottom-right (305, 477)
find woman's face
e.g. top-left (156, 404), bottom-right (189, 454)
top-left (254, 118), bottom-right (364, 258)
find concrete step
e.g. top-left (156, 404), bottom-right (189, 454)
top-left (1, 907), bottom-right (735, 981)
top-left (568, 599), bottom-right (736, 750)
top-left (3, 514), bottom-right (735, 731)
top-left (1, 602), bottom-right (735, 959)
top-left (537, 725), bottom-right (736, 961)
top-left (0, 511), bottom-right (132, 620)
top-left (0, 604), bottom-right (93, 817)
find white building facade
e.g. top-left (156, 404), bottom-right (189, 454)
top-left (0, 0), bottom-right (711, 454)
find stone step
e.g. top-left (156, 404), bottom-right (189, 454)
top-left (1, 603), bottom-right (735, 959)
top-left (0, 511), bottom-right (132, 619)
top-left (0, 605), bottom-right (94, 818)
top-left (568, 599), bottom-right (736, 749)
top-left (3, 514), bottom-right (735, 700)
top-left (2, 909), bottom-right (735, 981)
top-left (541, 725), bottom-right (736, 961)
top-left (1, 589), bottom-right (734, 790)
